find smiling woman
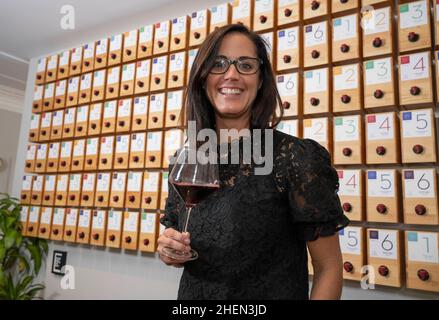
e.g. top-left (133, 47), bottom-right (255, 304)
top-left (185, 24), bottom-right (284, 135)
top-left (158, 24), bottom-right (349, 300)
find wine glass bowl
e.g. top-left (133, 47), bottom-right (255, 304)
top-left (161, 144), bottom-right (220, 262)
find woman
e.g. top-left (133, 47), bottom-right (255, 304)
top-left (158, 24), bottom-right (349, 300)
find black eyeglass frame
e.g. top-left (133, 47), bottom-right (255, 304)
top-left (209, 56), bottom-right (264, 75)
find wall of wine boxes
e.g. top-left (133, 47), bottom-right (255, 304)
top-left (19, 0), bottom-right (439, 293)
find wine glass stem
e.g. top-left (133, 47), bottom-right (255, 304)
top-left (183, 206), bottom-right (192, 233)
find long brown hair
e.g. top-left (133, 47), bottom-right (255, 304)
top-left (185, 24), bottom-right (284, 134)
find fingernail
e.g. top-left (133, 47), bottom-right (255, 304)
top-left (184, 238), bottom-right (190, 244)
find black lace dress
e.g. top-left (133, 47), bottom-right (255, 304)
top-left (161, 130), bottom-right (349, 300)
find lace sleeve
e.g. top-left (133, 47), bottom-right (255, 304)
top-left (286, 139), bottom-right (350, 241)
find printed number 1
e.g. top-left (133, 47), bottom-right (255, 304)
top-left (422, 237), bottom-right (430, 253)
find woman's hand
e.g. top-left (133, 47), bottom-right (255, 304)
top-left (157, 228), bottom-right (192, 268)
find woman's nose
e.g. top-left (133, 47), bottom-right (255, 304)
top-left (223, 63), bottom-right (240, 80)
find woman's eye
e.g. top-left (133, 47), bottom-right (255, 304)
top-left (241, 63), bottom-right (252, 70)
top-left (214, 60), bottom-right (226, 68)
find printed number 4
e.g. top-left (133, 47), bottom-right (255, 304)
top-left (413, 57), bottom-right (426, 72)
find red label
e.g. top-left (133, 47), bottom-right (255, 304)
top-left (337, 170), bottom-right (343, 179)
top-left (367, 115), bottom-right (376, 123)
top-left (401, 56), bottom-right (410, 64)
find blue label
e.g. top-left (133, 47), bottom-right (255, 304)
top-left (408, 232), bottom-right (418, 242)
top-left (85, 44), bottom-right (88, 49)
top-left (171, 55), bottom-right (175, 60)
top-left (192, 12), bottom-right (197, 18)
top-left (173, 18), bottom-right (177, 24)
top-left (339, 229), bottom-right (344, 236)
top-left (305, 71), bottom-right (313, 78)
top-left (334, 19), bottom-right (342, 27)
top-left (153, 58), bottom-right (158, 63)
top-left (135, 98), bottom-right (139, 103)
top-left (277, 76), bottom-right (284, 82)
top-left (404, 170), bottom-right (414, 179)
top-left (117, 136), bottom-right (121, 142)
top-left (279, 30), bottom-right (285, 38)
top-left (368, 171), bottom-right (377, 179)
top-left (402, 112), bottom-right (412, 121)
top-left (98, 174), bottom-right (102, 179)
top-left (369, 230), bottom-right (379, 240)
top-left (151, 96), bottom-right (155, 101)
top-left (211, 6), bottom-right (217, 13)
top-left (305, 26), bottom-right (312, 33)
top-left (132, 134), bottom-right (136, 139)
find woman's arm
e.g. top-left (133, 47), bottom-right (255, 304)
top-left (307, 233), bottom-right (343, 300)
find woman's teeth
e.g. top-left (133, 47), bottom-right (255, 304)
top-left (219, 88), bottom-right (243, 95)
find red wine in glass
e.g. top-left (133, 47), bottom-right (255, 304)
top-left (172, 182), bottom-right (220, 207)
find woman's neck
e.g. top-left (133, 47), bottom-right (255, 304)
top-left (215, 114), bottom-right (251, 141)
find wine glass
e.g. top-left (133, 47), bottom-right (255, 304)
top-left (161, 143), bottom-right (220, 261)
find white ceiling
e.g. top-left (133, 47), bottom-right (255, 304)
top-left (0, 0), bottom-right (224, 94)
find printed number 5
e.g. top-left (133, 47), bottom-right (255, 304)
top-left (348, 231), bottom-right (358, 247)
top-left (416, 113), bottom-right (428, 130)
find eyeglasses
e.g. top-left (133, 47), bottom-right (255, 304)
top-left (210, 56), bottom-right (263, 75)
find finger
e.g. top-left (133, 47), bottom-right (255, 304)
top-left (161, 236), bottom-right (191, 253)
top-left (165, 228), bottom-right (190, 244)
top-left (159, 251), bottom-right (186, 266)
top-left (159, 253), bottom-right (176, 265)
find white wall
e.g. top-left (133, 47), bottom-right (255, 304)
top-left (0, 109), bottom-right (21, 194)
top-left (11, 0), bottom-right (439, 300)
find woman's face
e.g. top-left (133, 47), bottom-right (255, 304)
top-left (205, 32), bottom-right (262, 120)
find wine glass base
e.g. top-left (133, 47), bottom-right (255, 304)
top-left (162, 247), bottom-right (198, 262)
